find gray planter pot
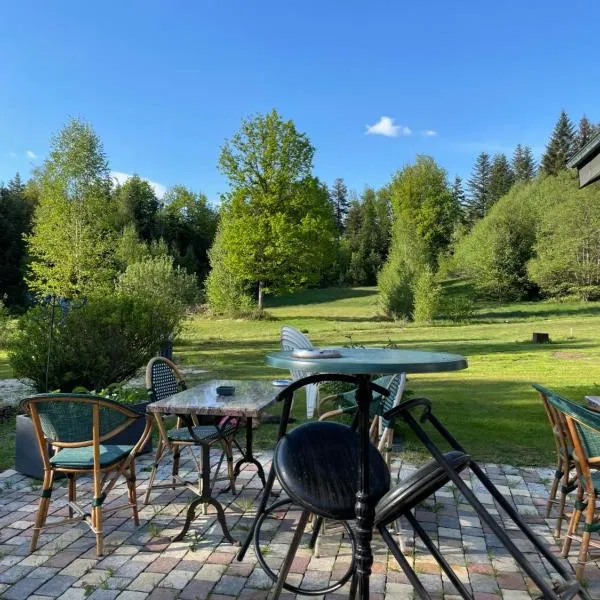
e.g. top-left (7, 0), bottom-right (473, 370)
top-left (15, 401), bottom-right (153, 480)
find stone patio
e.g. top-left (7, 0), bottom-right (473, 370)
top-left (0, 448), bottom-right (598, 599)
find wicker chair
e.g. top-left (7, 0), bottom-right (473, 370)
top-left (280, 326), bottom-right (319, 418)
top-left (20, 393), bottom-right (152, 557)
top-left (144, 357), bottom-right (238, 505)
top-left (537, 385), bottom-right (600, 580)
top-left (535, 385), bottom-right (577, 537)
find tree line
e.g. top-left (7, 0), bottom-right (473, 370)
top-left (1, 109), bottom-right (599, 322)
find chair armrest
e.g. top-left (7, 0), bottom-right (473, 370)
top-left (317, 393), bottom-right (340, 416)
top-left (383, 396), bottom-right (432, 422)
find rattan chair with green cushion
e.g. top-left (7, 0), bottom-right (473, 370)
top-left (20, 393), bottom-right (152, 557)
top-left (534, 385), bottom-right (600, 580)
top-left (144, 357), bottom-right (238, 505)
top-left (534, 384), bottom-right (578, 537)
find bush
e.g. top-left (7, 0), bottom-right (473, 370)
top-left (439, 294), bottom-right (475, 322)
top-left (117, 255), bottom-right (199, 311)
top-left (0, 299), bottom-right (8, 349)
top-left (412, 267), bottom-right (442, 323)
top-left (9, 293), bottom-right (180, 392)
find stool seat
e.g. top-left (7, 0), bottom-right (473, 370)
top-left (375, 451), bottom-right (470, 526)
top-left (274, 421), bottom-right (391, 520)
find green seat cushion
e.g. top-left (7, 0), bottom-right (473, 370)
top-left (168, 423), bottom-right (236, 443)
top-left (50, 444), bottom-right (134, 468)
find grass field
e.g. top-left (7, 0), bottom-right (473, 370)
top-left (2, 281), bottom-right (600, 469)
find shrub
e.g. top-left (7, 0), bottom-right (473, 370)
top-left (9, 293), bottom-right (180, 392)
top-left (439, 294), bottom-right (475, 323)
top-left (412, 267), bottom-right (442, 323)
top-left (116, 255), bottom-right (199, 311)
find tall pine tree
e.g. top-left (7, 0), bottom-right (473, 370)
top-left (576, 115), bottom-right (599, 152)
top-left (465, 152), bottom-right (491, 225)
top-left (451, 176), bottom-right (467, 222)
top-left (488, 153), bottom-right (515, 205)
top-left (512, 144), bottom-right (537, 181)
top-left (540, 110), bottom-right (576, 175)
top-left (329, 178), bottom-right (349, 234)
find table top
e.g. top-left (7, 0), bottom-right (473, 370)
top-left (147, 379), bottom-right (278, 418)
top-left (265, 347), bottom-right (468, 375)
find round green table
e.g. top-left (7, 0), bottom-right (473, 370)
top-left (264, 347), bottom-right (468, 600)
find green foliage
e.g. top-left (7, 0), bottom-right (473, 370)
top-left (116, 255), bottom-right (199, 312)
top-left (541, 110), bottom-right (576, 175)
top-left (159, 185), bottom-right (218, 280)
top-left (329, 178), bottom-right (349, 234)
top-left (378, 219), bottom-right (427, 319)
top-left (528, 179), bottom-right (600, 300)
top-left (0, 299), bottom-right (8, 348)
top-left (576, 116), bottom-right (599, 152)
top-left (9, 293), bottom-right (180, 392)
top-left (0, 174), bottom-right (36, 308)
top-left (439, 293), bottom-right (475, 323)
top-left (113, 175), bottom-right (160, 241)
top-left (413, 267), bottom-right (442, 323)
top-left (204, 227), bottom-right (255, 316)
top-left (387, 156), bottom-right (458, 265)
top-left (488, 153), bottom-right (515, 206)
top-left (26, 118), bottom-right (116, 298)
top-left (465, 152), bottom-right (492, 225)
top-left (217, 110), bottom-right (337, 307)
top-left (512, 145), bottom-right (537, 182)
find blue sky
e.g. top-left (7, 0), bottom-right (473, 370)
top-left (1, 1), bottom-right (598, 203)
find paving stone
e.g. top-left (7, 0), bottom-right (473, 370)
top-left (2, 577), bottom-right (44, 599)
top-left (36, 574), bottom-right (79, 596)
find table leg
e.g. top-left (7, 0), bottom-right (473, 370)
top-left (230, 417), bottom-right (266, 488)
top-left (355, 375), bottom-right (373, 600)
top-left (172, 442), bottom-right (237, 545)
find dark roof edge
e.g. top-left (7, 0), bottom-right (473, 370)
top-left (567, 132), bottom-right (600, 168)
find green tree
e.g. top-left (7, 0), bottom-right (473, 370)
top-left (26, 118), bottom-right (116, 298)
top-left (113, 175), bottom-right (160, 241)
top-left (451, 176), bottom-right (467, 221)
top-left (465, 152), bottom-right (491, 225)
top-left (576, 115), bottom-right (599, 152)
top-left (413, 266), bottom-right (442, 323)
top-left (217, 110), bottom-right (336, 310)
top-left (387, 156), bottom-right (458, 265)
top-left (329, 178), bottom-right (349, 235)
top-left (512, 144), bottom-right (537, 182)
top-left (488, 153), bottom-right (515, 205)
top-left (159, 185), bottom-right (217, 280)
top-left (540, 110), bottom-right (576, 175)
top-left (528, 175), bottom-right (600, 300)
top-left (0, 174), bottom-right (36, 307)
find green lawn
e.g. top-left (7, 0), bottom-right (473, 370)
top-left (2, 282), bottom-right (600, 468)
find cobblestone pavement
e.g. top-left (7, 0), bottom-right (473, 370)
top-left (0, 449), bottom-right (598, 599)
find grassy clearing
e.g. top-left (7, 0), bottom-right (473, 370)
top-left (1, 282), bottom-right (600, 468)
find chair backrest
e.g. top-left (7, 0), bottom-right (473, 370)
top-left (146, 357), bottom-right (187, 403)
top-left (280, 326), bottom-right (315, 382)
top-left (381, 373), bottom-right (407, 429)
top-left (533, 383), bottom-right (572, 463)
top-left (20, 393), bottom-right (140, 447)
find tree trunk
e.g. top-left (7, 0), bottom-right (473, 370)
top-left (258, 282), bottom-right (264, 312)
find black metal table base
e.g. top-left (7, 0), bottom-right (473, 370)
top-left (225, 417), bottom-right (267, 491)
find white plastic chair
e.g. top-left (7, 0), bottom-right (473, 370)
top-left (280, 326), bottom-right (319, 418)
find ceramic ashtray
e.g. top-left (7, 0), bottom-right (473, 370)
top-left (216, 385), bottom-right (235, 396)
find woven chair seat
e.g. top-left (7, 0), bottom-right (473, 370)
top-left (167, 423), bottom-right (237, 443)
top-left (50, 444), bottom-right (135, 469)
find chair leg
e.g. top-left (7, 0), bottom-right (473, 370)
top-left (67, 474), bottom-right (76, 518)
top-left (226, 440), bottom-right (236, 495)
top-left (127, 460), bottom-right (139, 526)
top-left (562, 486), bottom-right (584, 558)
top-left (575, 491), bottom-right (596, 580)
top-left (271, 510), bottom-right (310, 600)
top-left (172, 446), bottom-right (181, 489)
top-left (555, 476), bottom-right (570, 539)
top-left (144, 439), bottom-right (166, 505)
top-left (546, 461), bottom-right (562, 518)
top-left (94, 504), bottom-right (104, 557)
top-left (30, 469), bottom-right (55, 553)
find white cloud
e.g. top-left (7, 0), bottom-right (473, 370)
top-left (366, 116), bottom-right (411, 137)
top-left (422, 130), bottom-right (437, 137)
top-left (8, 151), bottom-right (17, 158)
top-left (26, 150), bottom-right (37, 159)
top-left (110, 171), bottom-right (167, 199)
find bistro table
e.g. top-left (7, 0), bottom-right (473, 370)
top-left (147, 379), bottom-right (278, 543)
top-left (262, 348), bottom-right (468, 600)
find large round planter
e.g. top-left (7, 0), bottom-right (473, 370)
top-left (15, 401), bottom-right (153, 480)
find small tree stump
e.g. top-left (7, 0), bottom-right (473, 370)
top-left (532, 332), bottom-right (550, 344)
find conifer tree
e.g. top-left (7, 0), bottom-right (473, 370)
top-left (329, 178), bottom-right (349, 234)
top-left (465, 152), bottom-right (491, 225)
top-left (540, 110), bottom-right (576, 175)
top-left (576, 115), bottom-right (599, 152)
top-left (488, 153), bottom-right (515, 205)
top-left (451, 176), bottom-right (467, 222)
top-left (512, 144), bottom-right (537, 181)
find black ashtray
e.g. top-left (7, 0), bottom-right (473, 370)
top-left (216, 385), bottom-right (235, 396)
